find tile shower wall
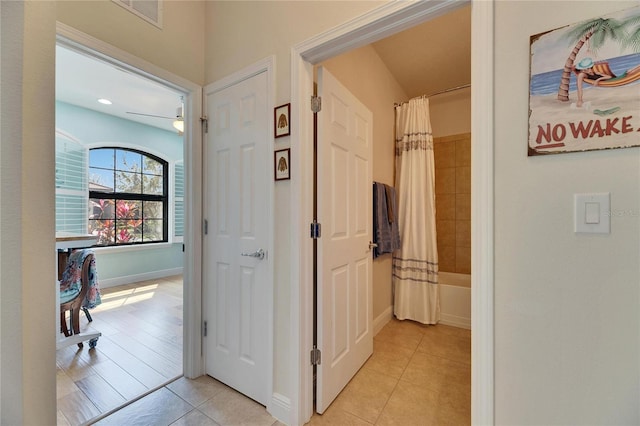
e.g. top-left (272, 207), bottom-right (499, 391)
top-left (434, 133), bottom-right (471, 274)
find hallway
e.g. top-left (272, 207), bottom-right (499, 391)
top-left (88, 318), bottom-right (470, 425)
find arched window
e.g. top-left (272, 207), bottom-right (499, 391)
top-left (88, 147), bottom-right (168, 246)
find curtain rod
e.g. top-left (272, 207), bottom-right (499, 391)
top-left (394, 83), bottom-right (471, 106)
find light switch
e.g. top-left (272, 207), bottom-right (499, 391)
top-left (575, 193), bottom-right (610, 234)
top-left (584, 202), bottom-right (600, 224)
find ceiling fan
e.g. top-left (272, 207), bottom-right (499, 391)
top-left (126, 98), bottom-right (184, 134)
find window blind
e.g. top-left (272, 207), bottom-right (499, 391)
top-left (174, 161), bottom-right (184, 240)
top-left (55, 134), bottom-right (88, 234)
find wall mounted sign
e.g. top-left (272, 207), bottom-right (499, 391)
top-left (528, 6), bottom-right (640, 156)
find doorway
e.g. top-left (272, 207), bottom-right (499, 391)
top-left (290, 1), bottom-right (494, 424)
top-left (55, 23), bottom-right (203, 423)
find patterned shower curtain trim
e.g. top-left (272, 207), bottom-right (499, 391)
top-left (392, 258), bottom-right (438, 284)
top-left (395, 132), bottom-right (433, 154)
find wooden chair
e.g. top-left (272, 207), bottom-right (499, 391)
top-left (60, 251), bottom-right (95, 348)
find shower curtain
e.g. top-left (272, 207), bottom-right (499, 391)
top-left (392, 97), bottom-right (440, 325)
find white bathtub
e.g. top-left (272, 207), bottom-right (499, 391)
top-left (439, 272), bottom-right (471, 330)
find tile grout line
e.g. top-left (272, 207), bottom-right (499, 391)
top-left (82, 375), bottom-right (184, 425)
top-left (370, 330), bottom-right (424, 425)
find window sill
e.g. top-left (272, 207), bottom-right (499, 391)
top-left (92, 242), bottom-right (179, 254)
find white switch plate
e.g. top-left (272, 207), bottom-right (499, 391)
top-left (574, 193), bottom-right (610, 234)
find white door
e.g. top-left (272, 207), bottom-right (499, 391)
top-left (316, 67), bottom-right (373, 413)
top-left (203, 70), bottom-right (271, 405)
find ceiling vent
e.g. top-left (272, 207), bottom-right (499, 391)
top-left (112, 0), bottom-right (163, 29)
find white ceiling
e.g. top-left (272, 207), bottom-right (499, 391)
top-left (55, 5), bottom-right (470, 129)
top-left (56, 45), bottom-right (184, 133)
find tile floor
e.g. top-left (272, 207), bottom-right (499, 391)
top-left (92, 376), bottom-right (282, 426)
top-left (308, 319), bottom-right (471, 425)
top-left (91, 319), bottom-right (470, 425)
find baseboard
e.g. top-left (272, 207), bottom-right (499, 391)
top-left (439, 313), bottom-right (471, 330)
top-left (99, 267), bottom-right (183, 288)
top-left (268, 392), bottom-right (291, 425)
top-left (373, 305), bottom-right (393, 336)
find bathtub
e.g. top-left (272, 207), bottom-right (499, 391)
top-left (439, 272), bottom-right (471, 330)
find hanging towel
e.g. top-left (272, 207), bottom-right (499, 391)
top-left (385, 184), bottom-right (395, 223)
top-left (373, 182), bottom-right (401, 258)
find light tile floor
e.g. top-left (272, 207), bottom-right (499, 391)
top-left (92, 376), bottom-right (282, 426)
top-left (91, 319), bottom-right (470, 425)
top-left (308, 319), bottom-right (471, 425)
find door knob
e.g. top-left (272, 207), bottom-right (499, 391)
top-left (241, 248), bottom-right (265, 260)
top-left (368, 241), bottom-right (378, 251)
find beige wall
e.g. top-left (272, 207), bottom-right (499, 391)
top-left (494, 1), bottom-right (639, 423)
top-left (205, 1), bottom-right (385, 103)
top-left (1, 1), bottom-right (57, 424)
top-left (57, 0), bottom-right (206, 85)
top-left (430, 88), bottom-right (471, 138)
top-left (320, 44), bottom-right (408, 323)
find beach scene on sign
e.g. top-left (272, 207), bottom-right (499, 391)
top-left (528, 6), bottom-right (640, 155)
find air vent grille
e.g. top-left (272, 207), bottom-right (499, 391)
top-left (112, 0), bottom-right (163, 29)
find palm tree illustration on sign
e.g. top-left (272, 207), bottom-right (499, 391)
top-left (556, 13), bottom-right (640, 104)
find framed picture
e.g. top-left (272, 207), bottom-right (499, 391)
top-left (274, 148), bottom-right (290, 181)
top-left (274, 103), bottom-right (291, 138)
top-left (527, 6), bottom-right (640, 156)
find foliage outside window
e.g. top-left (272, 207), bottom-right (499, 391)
top-left (89, 148), bottom-right (168, 246)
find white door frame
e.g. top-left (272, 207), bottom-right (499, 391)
top-left (289, 1), bottom-right (495, 424)
top-left (55, 22), bottom-right (204, 378)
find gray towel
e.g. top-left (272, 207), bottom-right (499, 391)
top-left (373, 182), bottom-right (401, 258)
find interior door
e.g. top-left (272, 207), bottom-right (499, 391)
top-left (316, 67), bottom-right (373, 413)
top-left (203, 71), bottom-right (270, 405)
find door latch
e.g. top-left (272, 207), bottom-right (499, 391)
top-left (240, 248), bottom-right (265, 260)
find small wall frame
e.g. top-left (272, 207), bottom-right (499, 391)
top-left (274, 148), bottom-right (290, 181)
top-left (274, 103), bottom-right (291, 138)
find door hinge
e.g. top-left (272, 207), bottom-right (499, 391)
top-left (310, 221), bottom-right (321, 239)
top-left (311, 346), bottom-right (321, 366)
top-left (203, 321), bottom-right (208, 337)
top-left (204, 219), bottom-right (209, 235)
top-left (201, 116), bottom-right (209, 133)
top-left (311, 96), bottom-right (322, 113)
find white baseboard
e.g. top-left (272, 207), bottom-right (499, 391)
top-left (268, 392), bottom-right (291, 425)
top-left (373, 305), bottom-right (393, 336)
top-left (99, 267), bottom-right (183, 288)
top-left (439, 313), bottom-right (471, 330)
